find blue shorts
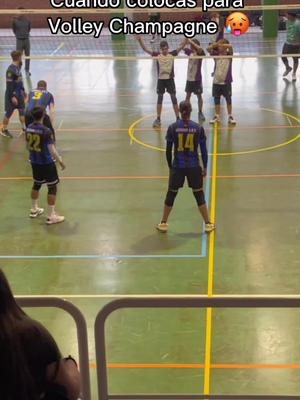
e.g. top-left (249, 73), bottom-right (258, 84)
top-left (5, 96), bottom-right (25, 119)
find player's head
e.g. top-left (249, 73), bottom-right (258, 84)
top-left (217, 38), bottom-right (230, 54)
top-left (160, 40), bottom-right (169, 55)
top-left (179, 101), bottom-right (192, 121)
top-left (287, 12), bottom-right (297, 20)
top-left (11, 50), bottom-right (22, 63)
top-left (31, 107), bottom-right (45, 122)
top-left (37, 80), bottom-right (47, 90)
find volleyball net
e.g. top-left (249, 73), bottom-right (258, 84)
top-left (0, 3), bottom-right (299, 60)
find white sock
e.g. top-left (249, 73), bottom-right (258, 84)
top-left (31, 199), bottom-right (38, 210)
top-left (48, 205), bottom-right (55, 218)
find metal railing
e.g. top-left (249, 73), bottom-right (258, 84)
top-left (17, 296), bottom-right (91, 400)
top-left (95, 296), bottom-right (300, 400)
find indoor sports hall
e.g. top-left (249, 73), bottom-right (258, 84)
top-left (0, 1), bottom-right (300, 399)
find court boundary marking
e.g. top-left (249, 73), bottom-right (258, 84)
top-left (128, 109), bottom-right (300, 157)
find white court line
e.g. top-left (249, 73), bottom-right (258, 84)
top-left (50, 42), bottom-right (65, 56)
top-left (287, 116), bottom-right (293, 127)
top-left (57, 119), bottom-right (64, 130)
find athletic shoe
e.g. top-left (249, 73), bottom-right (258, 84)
top-left (46, 213), bottom-right (65, 225)
top-left (205, 222), bottom-right (215, 233)
top-left (25, 70), bottom-right (31, 76)
top-left (1, 129), bottom-right (13, 138)
top-left (283, 66), bottom-right (292, 77)
top-left (198, 111), bottom-right (206, 122)
top-left (29, 208), bottom-right (44, 218)
top-left (292, 73), bottom-right (297, 82)
top-left (228, 116), bottom-right (237, 125)
top-left (152, 118), bottom-right (161, 128)
top-left (156, 222), bottom-right (168, 232)
top-left (209, 115), bottom-right (220, 125)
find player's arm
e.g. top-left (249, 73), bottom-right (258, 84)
top-left (136, 35), bottom-right (153, 55)
top-left (175, 37), bottom-right (189, 54)
top-left (49, 95), bottom-right (55, 123)
top-left (48, 143), bottom-right (66, 170)
top-left (6, 73), bottom-right (19, 105)
top-left (207, 42), bottom-right (218, 54)
top-left (187, 39), bottom-right (205, 55)
top-left (165, 126), bottom-right (173, 168)
top-left (12, 20), bottom-right (17, 35)
top-left (199, 127), bottom-right (208, 176)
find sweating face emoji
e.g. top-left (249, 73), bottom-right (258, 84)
top-left (226, 12), bottom-right (249, 36)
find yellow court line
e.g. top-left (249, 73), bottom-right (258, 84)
top-left (203, 123), bottom-right (218, 395)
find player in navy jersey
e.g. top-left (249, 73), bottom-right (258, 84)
top-left (1, 51), bottom-right (26, 138)
top-left (184, 39), bottom-right (206, 123)
top-left (26, 80), bottom-right (56, 140)
top-left (26, 107), bottom-right (65, 225)
top-left (137, 36), bottom-right (188, 128)
top-left (156, 101), bottom-right (215, 233)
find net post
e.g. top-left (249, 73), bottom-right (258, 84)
top-left (262, 0), bottom-right (279, 38)
top-left (111, 0), bottom-right (126, 41)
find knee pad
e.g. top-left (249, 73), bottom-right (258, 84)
top-left (157, 94), bottom-right (164, 105)
top-left (193, 189), bottom-right (206, 206)
top-left (48, 185), bottom-right (57, 196)
top-left (165, 190), bottom-right (178, 207)
top-left (32, 183), bottom-right (42, 191)
top-left (214, 96), bottom-right (221, 106)
top-left (170, 93), bottom-right (178, 105)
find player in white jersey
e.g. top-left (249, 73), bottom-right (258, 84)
top-left (208, 39), bottom-right (236, 125)
top-left (137, 36), bottom-right (188, 128)
top-left (184, 39), bottom-right (206, 123)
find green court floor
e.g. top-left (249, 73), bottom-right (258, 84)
top-left (1, 49), bottom-right (300, 399)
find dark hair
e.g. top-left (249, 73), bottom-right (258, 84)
top-left (37, 80), bottom-right (47, 89)
top-left (10, 50), bottom-right (22, 62)
top-left (160, 40), bottom-right (169, 49)
top-left (0, 269), bottom-right (38, 400)
top-left (31, 107), bottom-right (45, 121)
top-left (179, 101), bottom-right (192, 120)
top-left (287, 12), bottom-right (297, 17)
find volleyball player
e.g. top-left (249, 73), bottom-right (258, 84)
top-left (26, 80), bottom-right (56, 140)
top-left (156, 101), bottom-right (215, 233)
top-left (26, 107), bottom-right (65, 225)
top-left (1, 51), bottom-right (26, 138)
top-left (137, 36), bottom-right (188, 128)
top-left (208, 39), bottom-right (236, 125)
top-left (184, 38), bottom-right (206, 122)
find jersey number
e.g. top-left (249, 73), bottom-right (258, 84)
top-left (178, 133), bottom-right (194, 152)
top-left (27, 134), bottom-right (41, 152)
top-left (32, 91), bottom-right (42, 100)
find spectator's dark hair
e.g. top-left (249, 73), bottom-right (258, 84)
top-left (31, 107), bottom-right (45, 121)
top-left (0, 269), bottom-right (38, 400)
top-left (37, 80), bottom-right (47, 89)
top-left (179, 101), bottom-right (192, 120)
top-left (10, 50), bottom-right (22, 62)
top-left (160, 40), bottom-right (169, 49)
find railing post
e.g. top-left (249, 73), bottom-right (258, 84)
top-left (17, 297), bottom-right (91, 400)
